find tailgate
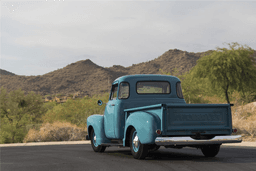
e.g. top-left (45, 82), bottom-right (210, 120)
top-left (162, 104), bottom-right (232, 136)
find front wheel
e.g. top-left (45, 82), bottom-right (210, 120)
top-left (90, 129), bottom-right (106, 153)
top-left (130, 128), bottom-right (148, 159)
top-left (201, 145), bottom-right (220, 157)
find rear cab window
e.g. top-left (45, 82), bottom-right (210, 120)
top-left (136, 81), bottom-right (170, 94)
top-left (176, 82), bottom-right (184, 98)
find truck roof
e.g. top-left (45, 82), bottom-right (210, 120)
top-left (113, 74), bottom-right (180, 83)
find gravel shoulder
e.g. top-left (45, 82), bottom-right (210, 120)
top-left (0, 141), bottom-right (255, 148)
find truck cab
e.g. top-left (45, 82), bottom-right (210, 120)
top-left (86, 74), bottom-right (242, 159)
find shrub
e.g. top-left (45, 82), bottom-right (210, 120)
top-left (23, 121), bottom-right (87, 142)
top-left (0, 87), bottom-right (48, 143)
top-left (41, 92), bottom-right (109, 128)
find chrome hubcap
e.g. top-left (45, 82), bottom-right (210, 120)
top-left (133, 135), bottom-right (139, 148)
top-left (92, 132), bottom-right (98, 147)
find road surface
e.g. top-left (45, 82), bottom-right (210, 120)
top-left (1, 143), bottom-right (256, 171)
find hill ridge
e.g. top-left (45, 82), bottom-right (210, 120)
top-left (1, 48), bottom-right (255, 97)
top-left (0, 69), bottom-right (16, 76)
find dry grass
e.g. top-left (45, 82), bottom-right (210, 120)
top-left (23, 121), bottom-right (87, 143)
top-left (203, 91), bottom-right (256, 142)
top-left (232, 100), bottom-right (256, 142)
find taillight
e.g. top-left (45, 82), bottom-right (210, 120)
top-left (156, 129), bottom-right (161, 135)
top-left (232, 128), bottom-right (238, 133)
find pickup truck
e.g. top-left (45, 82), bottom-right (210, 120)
top-left (86, 74), bottom-right (242, 159)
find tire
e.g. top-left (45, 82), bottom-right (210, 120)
top-left (90, 129), bottom-right (106, 153)
top-left (129, 128), bottom-right (148, 159)
top-left (201, 145), bottom-right (220, 157)
top-left (148, 144), bottom-right (160, 152)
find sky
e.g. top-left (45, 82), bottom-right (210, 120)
top-left (1, 0), bottom-right (256, 76)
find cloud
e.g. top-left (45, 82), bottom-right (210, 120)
top-left (1, 55), bottom-right (22, 61)
top-left (1, 1), bottom-right (256, 75)
top-left (4, 1), bottom-right (256, 51)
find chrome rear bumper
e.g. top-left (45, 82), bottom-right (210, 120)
top-left (155, 135), bottom-right (242, 146)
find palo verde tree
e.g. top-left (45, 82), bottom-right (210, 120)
top-left (190, 42), bottom-right (256, 104)
top-left (0, 87), bottom-right (47, 143)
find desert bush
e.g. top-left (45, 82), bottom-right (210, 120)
top-left (41, 92), bottom-right (109, 128)
top-left (233, 114), bottom-right (256, 139)
top-left (201, 94), bottom-right (226, 104)
top-left (0, 87), bottom-right (48, 143)
top-left (24, 92), bottom-right (109, 142)
top-left (43, 100), bottom-right (58, 111)
top-left (23, 121), bottom-right (87, 142)
top-left (231, 92), bottom-right (256, 140)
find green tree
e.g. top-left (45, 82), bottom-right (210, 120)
top-left (190, 42), bottom-right (256, 104)
top-left (0, 87), bottom-right (47, 143)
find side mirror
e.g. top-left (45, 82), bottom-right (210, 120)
top-left (97, 100), bottom-right (103, 106)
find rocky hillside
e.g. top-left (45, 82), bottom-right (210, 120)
top-left (0, 69), bottom-right (16, 76)
top-left (1, 49), bottom-right (255, 98)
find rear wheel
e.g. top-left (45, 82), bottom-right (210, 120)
top-left (201, 145), bottom-right (220, 157)
top-left (90, 129), bottom-right (106, 153)
top-left (130, 128), bottom-right (148, 159)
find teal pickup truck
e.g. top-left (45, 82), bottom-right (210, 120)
top-left (86, 74), bottom-right (242, 159)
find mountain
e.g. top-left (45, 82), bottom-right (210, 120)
top-left (1, 49), bottom-right (255, 97)
top-left (0, 69), bottom-right (16, 76)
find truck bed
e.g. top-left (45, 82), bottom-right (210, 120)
top-left (124, 103), bottom-right (233, 137)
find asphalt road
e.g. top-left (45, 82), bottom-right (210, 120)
top-left (1, 144), bottom-right (256, 171)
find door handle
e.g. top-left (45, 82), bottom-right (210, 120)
top-left (111, 104), bottom-right (115, 106)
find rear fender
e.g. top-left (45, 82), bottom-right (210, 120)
top-left (87, 114), bottom-right (111, 145)
top-left (123, 111), bottom-right (161, 146)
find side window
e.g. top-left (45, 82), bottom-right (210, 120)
top-left (176, 82), bottom-right (184, 99)
top-left (118, 82), bottom-right (129, 99)
top-left (110, 84), bottom-right (118, 100)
